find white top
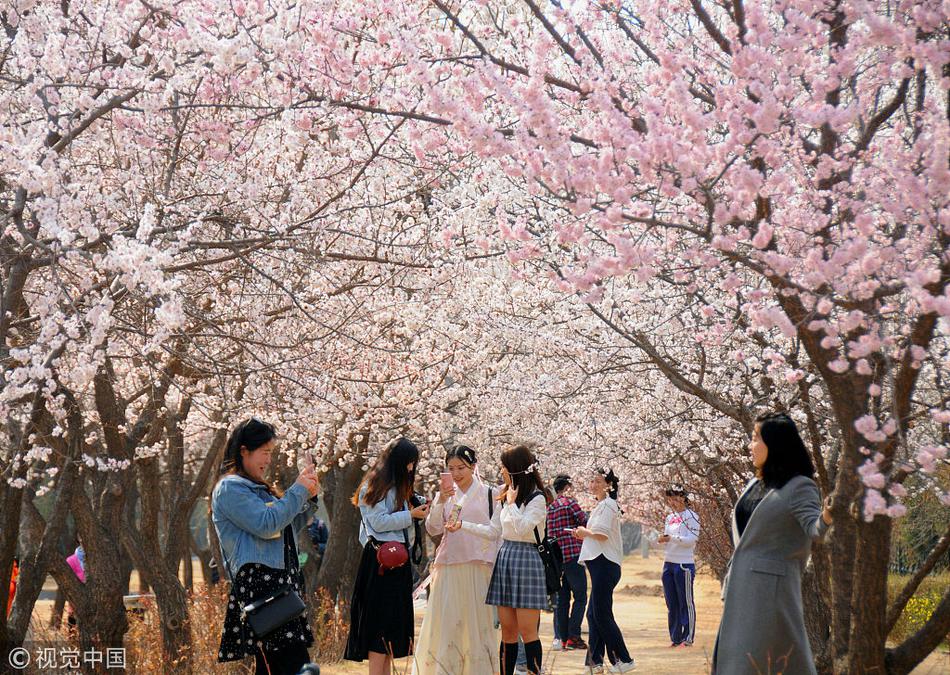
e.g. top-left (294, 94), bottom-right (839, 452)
top-left (578, 497), bottom-right (623, 566)
top-left (463, 491), bottom-right (546, 543)
top-left (663, 508), bottom-right (700, 564)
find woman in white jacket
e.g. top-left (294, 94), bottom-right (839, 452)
top-left (658, 487), bottom-right (700, 648)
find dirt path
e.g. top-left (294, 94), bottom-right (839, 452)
top-left (26, 554), bottom-right (949, 673)
top-left (323, 553), bottom-right (950, 675)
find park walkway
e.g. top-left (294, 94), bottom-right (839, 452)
top-left (324, 551), bottom-right (950, 675)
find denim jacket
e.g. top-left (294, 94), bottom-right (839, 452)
top-left (212, 474), bottom-right (315, 580)
top-left (357, 485), bottom-right (415, 547)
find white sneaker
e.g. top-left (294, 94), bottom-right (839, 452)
top-left (514, 666), bottom-right (528, 674)
top-left (551, 638), bottom-right (563, 651)
top-left (588, 666), bottom-right (605, 675)
top-left (609, 660), bottom-right (637, 673)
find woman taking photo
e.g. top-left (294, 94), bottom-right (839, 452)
top-left (212, 418), bottom-right (321, 675)
top-left (573, 469), bottom-right (636, 673)
top-left (413, 445), bottom-right (500, 675)
top-left (712, 412), bottom-right (832, 675)
top-left (658, 487), bottom-right (700, 648)
top-left (345, 437), bottom-right (430, 675)
top-left (484, 445), bottom-right (551, 675)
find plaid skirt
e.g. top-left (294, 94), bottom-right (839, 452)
top-left (486, 540), bottom-right (548, 609)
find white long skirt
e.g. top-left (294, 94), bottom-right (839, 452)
top-left (412, 561), bottom-right (499, 675)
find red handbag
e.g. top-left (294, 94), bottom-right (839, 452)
top-left (375, 540), bottom-right (409, 575)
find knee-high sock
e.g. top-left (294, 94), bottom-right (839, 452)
top-left (500, 641), bottom-right (519, 675)
top-left (524, 640), bottom-right (543, 674)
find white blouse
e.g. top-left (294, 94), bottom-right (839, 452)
top-left (578, 497), bottom-right (623, 566)
top-left (463, 492), bottom-right (546, 543)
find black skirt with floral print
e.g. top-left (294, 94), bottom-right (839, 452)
top-left (218, 527), bottom-right (314, 662)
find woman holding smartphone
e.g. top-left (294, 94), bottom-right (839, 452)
top-left (345, 437), bottom-right (430, 675)
top-left (413, 445), bottom-right (500, 675)
top-left (479, 445), bottom-right (552, 675)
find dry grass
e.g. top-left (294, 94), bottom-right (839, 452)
top-left (123, 584), bottom-right (348, 673)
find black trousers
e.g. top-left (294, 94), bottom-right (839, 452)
top-left (254, 642), bottom-right (310, 675)
top-left (585, 555), bottom-right (631, 666)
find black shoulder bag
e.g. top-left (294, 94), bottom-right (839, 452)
top-left (229, 527), bottom-right (307, 639)
top-left (529, 491), bottom-right (563, 594)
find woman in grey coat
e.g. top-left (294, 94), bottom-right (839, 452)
top-left (712, 412), bottom-right (833, 675)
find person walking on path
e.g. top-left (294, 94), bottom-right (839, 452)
top-left (573, 469), bottom-right (636, 674)
top-left (211, 417), bottom-right (321, 675)
top-left (712, 412), bottom-right (833, 675)
top-left (546, 473), bottom-right (588, 652)
top-left (659, 487), bottom-right (700, 648)
top-left (413, 445), bottom-right (500, 675)
top-left (345, 437), bottom-right (430, 675)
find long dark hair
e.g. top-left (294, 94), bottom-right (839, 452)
top-left (500, 445), bottom-right (550, 507)
top-left (756, 412), bottom-right (815, 489)
top-left (352, 437), bottom-right (420, 507)
top-left (217, 417), bottom-right (279, 493)
top-left (446, 444), bottom-right (476, 466)
top-left (598, 468), bottom-right (620, 500)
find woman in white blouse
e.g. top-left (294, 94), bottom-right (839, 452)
top-left (470, 445), bottom-right (551, 675)
top-left (572, 469), bottom-right (636, 674)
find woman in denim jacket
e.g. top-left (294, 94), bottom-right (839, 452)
top-left (345, 437), bottom-right (430, 675)
top-left (212, 418), bottom-right (320, 675)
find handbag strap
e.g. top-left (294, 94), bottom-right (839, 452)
top-left (527, 490), bottom-right (545, 547)
top-left (221, 525), bottom-right (294, 583)
top-left (363, 495), bottom-right (412, 551)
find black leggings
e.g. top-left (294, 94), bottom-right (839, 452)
top-left (254, 642), bottom-right (310, 675)
top-left (585, 555), bottom-right (631, 666)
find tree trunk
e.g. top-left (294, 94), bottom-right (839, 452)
top-left (802, 545), bottom-right (833, 675)
top-left (316, 459), bottom-right (365, 600)
top-left (50, 585), bottom-right (67, 628)
top-left (182, 543), bottom-right (193, 592)
top-left (846, 517), bottom-right (892, 673)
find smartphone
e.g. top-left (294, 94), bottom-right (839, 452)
top-left (448, 503), bottom-right (463, 525)
top-left (440, 472), bottom-right (453, 493)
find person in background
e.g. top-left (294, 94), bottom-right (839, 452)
top-left (345, 437), bottom-right (429, 675)
top-left (546, 474), bottom-right (588, 651)
top-left (308, 517), bottom-right (330, 562)
top-left (414, 444), bottom-right (500, 674)
top-left (658, 487), bottom-right (700, 648)
top-left (7, 556), bottom-right (18, 618)
top-left (712, 412), bottom-right (832, 675)
top-left (212, 417), bottom-right (321, 675)
top-left (573, 469), bottom-right (636, 674)
top-left (65, 539), bottom-right (86, 634)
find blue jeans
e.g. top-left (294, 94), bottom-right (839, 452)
top-left (585, 555), bottom-right (631, 666)
top-left (554, 560), bottom-right (588, 640)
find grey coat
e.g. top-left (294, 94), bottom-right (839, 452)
top-left (712, 475), bottom-right (828, 675)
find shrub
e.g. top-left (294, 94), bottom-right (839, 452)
top-left (887, 573), bottom-right (950, 650)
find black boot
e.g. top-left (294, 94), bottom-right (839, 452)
top-left (524, 639), bottom-right (543, 674)
top-left (499, 641), bottom-right (519, 675)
